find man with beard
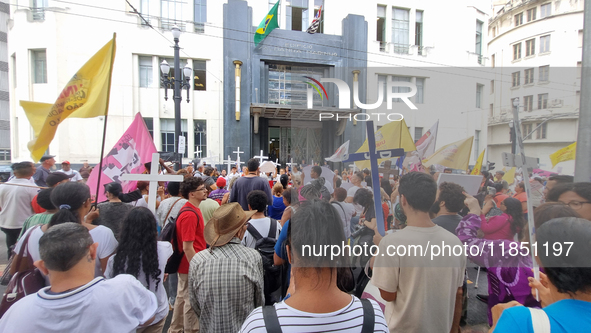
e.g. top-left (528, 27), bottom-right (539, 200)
top-left (431, 182), bottom-right (466, 235)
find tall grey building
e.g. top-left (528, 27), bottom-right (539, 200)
top-left (0, 1), bottom-right (9, 163)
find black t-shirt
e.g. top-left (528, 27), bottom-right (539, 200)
top-left (432, 214), bottom-right (463, 235)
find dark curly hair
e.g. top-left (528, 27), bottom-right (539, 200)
top-left (111, 207), bottom-right (161, 291)
top-left (438, 182), bottom-right (466, 213)
top-left (247, 190), bottom-right (268, 212)
top-left (353, 188), bottom-right (374, 210)
top-left (502, 197), bottom-right (526, 240)
top-left (180, 177), bottom-right (204, 199)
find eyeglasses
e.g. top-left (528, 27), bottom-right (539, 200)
top-left (193, 187), bottom-right (207, 192)
top-left (559, 201), bottom-right (591, 210)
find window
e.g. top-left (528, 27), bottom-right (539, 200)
top-left (475, 20), bottom-right (483, 63)
top-left (513, 43), bottom-right (521, 60)
top-left (416, 78), bottom-right (424, 103)
top-left (476, 84), bottom-right (483, 108)
top-left (525, 38), bottom-right (535, 56)
top-left (512, 71), bottom-right (520, 87)
top-left (0, 149), bottom-right (11, 161)
top-left (392, 8), bottom-right (410, 54)
top-left (474, 130), bottom-right (480, 157)
top-left (492, 26), bottom-right (497, 38)
top-left (377, 5), bottom-right (386, 51)
top-left (194, 120), bottom-right (206, 157)
top-left (491, 54), bottom-right (495, 68)
top-left (490, 104), bottom-right (494, 117)
top-left (540, 35), bottom-right (550, 53)
top-left (193, 60), bottom-right (206, 90)
top-left (143, 117), bottom-right (154, 138)
top-left (391, 76), bottom-right (411, 102)
top-left (161, 0), bottom-right (186, 30)
top-left (414, 127), bottom-right (423, 143)
top-left (312, 0), bottom-right (324, 34)
top-left (286, 0), bottom-right (308, 32)
top-left (536, 122), bottom-right (547, 139)
top-left (527, 8), bottom-right (536, 22)
top-left (539, 65), bottom-right (549, 82)
top-left (11, 54), bottom-right (16, 88)
top-left (490, 80), bottom-right (494, 94)
top-left (514, 12), bottom-right (523, 26)
top-left (140, 0), bottom-right (149, 15)
top-left (522, 123), bottom-right (532, 140)
top-left (415, 10), bottom-right (424, 55)
top-left (524, 95), bottom-right (533, 111)
top-left (32, 0), bottom-right (47, 20)
top-left (161, 119), bottom-right (188, 155)
top-left (159, 57), bottom-right (187, 88)
top-left (32, 50), bottom-right (47, 84)
top-left (579, 30), bottom-right (584, 48)
top-left (139, 56), bottom-right (153, 88)
top-left (524, 68), bottom-right (534, 84)
top-left (538, 93), bottom-right (548, 109)
top-left (540, 3), bottom-right (551, 18)
top-left (194, 0), bottom-right (206, 33)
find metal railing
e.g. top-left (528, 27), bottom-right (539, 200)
top-left (31, 7), bottom-right (45, 21)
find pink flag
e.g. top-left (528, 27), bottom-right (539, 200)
top-left (87, 113), bottom-right (157, 203)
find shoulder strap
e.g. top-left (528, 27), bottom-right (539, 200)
top-left (247, 222), bottom-right (263, 241)
top-left (178, 206), bottom-right (200, 228)
top-left (262, 305), bottom-right (283, 333)
top-left (163, 198), bottom-right (183, 224)
top-left (529, 308), bottom-right (551, 333)
top-left (268, 218), bottom-right (277, 238)
top-left (14, 225), bottom-right (40, 273)
top-left (360, 299), bottom-right (375, 333)
top-left (332, 202), bottom-right (347, 217)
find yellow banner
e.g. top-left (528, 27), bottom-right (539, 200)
top-left (471, 149), bottom-right (486, 175)
top-left (21, 34), bottom-right (117, 162)
top-left (354, 118), bottom-right (417, 170)
top-left (550, 142), bottom-right (576, 168)
top-left (503, 167), bottom-right (516, 185)
top-left (422, 136), bottom-right (474, 171)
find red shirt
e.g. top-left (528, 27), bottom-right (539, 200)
top-left (32, 195), bottom-right (46, 214)
top-left (175, 201), bottom-right (206, 274)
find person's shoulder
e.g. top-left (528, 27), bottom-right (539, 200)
top-left (157, 240), bottom-right (173, 252)
top-left (89, 225), bottom-right (116, 239)
top-left (493, 305), bottom-right (532, 332)
top-left (239, 306), bottom-right (265, 333)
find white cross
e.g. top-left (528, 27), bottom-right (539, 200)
top-left (194, 148), bottom-right (202, 158)
top-left (253, 150), bottom-right (268, 164)
top-left (120, 153), bottom-right (184, 215)
top-left (286, 158), bottom-right (296, 171)
top-left (222, 155), bottom-right (236, 174)
top-left (233, 147), bottom-right (244, 164)
top-left (273, 159), bottom-right (281, 168)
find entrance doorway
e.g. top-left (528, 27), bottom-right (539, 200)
top-left (268, 122), bottom-right (321, 166)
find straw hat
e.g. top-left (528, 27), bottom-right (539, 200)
top-left (204, 202), bottom-right (256, 248)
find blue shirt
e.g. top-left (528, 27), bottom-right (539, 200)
top-left (493, 299), bottom-right (591, 332)
top-left (268, 196), bottom-right (286, 220)
top-left (274, 219), bottom-right (290, 287)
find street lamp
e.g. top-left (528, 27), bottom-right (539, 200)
top-left (161, 25), bottom-right (192, 171)
top-left (509, 97), bottom-right (519, 155)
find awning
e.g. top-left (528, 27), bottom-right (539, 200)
top-left (250, 103), bottom-right (361, 120)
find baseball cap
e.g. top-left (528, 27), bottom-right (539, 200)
top-left (46, 172), bottom-right (75, 187)
top-left (216, 177), bottom-right (226, 188)
top-left (61, 161), bottom-right (70, 165)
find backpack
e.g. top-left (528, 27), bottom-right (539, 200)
top-left (247, 218), bottom-right (281, 305)
top-left (158, 206), bottom-right (200, 274)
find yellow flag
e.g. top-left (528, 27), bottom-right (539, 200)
top-left (550, 142), bottom-right (576, 168)
top-left (503, 167), bottom-right (516, 185)
top-left (471, 149), bottom-right (486, 175)
top-left (354, 118), bottom-right (417, 170)
top-left (21, 34), bottom-right (117, 162)
top-left (422, 136), bottom-right (474, 170)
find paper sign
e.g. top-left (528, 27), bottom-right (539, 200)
top-left (437, 173), bottom-right (483, 195)
top-left (178, 136), bottom-right (186, 156)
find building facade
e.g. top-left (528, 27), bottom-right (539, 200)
top-left (0, 1), bottom-right (9, 164)
top-left (487, 0), bottom-right (584, 175)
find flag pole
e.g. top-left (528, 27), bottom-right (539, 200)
top-left (93, 33), bottom-right (117, 205)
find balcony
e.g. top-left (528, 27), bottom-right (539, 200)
top-left (31, 7), bottom-right (45, 21)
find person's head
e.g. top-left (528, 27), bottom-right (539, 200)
top-left (544, 175), bottom-right (575, 199)
top-left (180, 177), bottom-right (206, 202)
top-left (48, 182), bottom-right (92, 227)
top-left (353, 188), bottom-right (374, 210)
top-left (61, 161), bottom-right (71, 171)
top-left (292, 174), bottom-right (303, 188)
top-left (533, 202), bottom-right (580, 233)
top-left (247, 158), bottom-right (259, 173)
top-left (547, 182), bottom-right (591, 220)
top-left (36, 188), bottom-right (56, 211)
top-left (432, 182), bottom-right (466, 215)
top-left (40, 155), bottom-right (56, 168)
top-left (443, 168), bottom-right (453, 174)
top-left (311, 166), bottom-right (322, 179)
top-left (112, 207), bottom-right (161, 291)
top-left (205, 202), bottom-right (256, 248)
top-left (501, 197), bottom-right (526, 240)
top-left (167, 181), bottom-right (182, 196)
top-left (204, 177), bottom-right (217, 194)
top-left (334, 187), bottom-right (347, 202)
top-left (300, 182), bottom-right (322, 201)
top-left (46, 172), bottom-right (74, 187)
top-left (282, 188), bottom-right (293, 206)
top-left (279, 168), bottom-right (285, 175)
top-left (83, 161), bottom-right (89, 168)
top-left (12, 161), bottom-right (35, 178)
top-left (280, 174), bottom-right (289, 189)
top-left (398, 172), bottom-right (437, 213)
top-left (350, 171), bottom-right (363, 186)
top-left (221, 169), bottom-right (227, 177)
top-left (481, 170), bottom-right (490, 181)
top-left (197, 164), bottom-right (204, 172)
top-left (242, 166), bottom-right (248, 174)
top-left (136, 181), bottom-right (149, 193)
top-left (535, 218), bottom-right (591, 297)
top-left (228, 176), bottom-right (239, 190)
top-left (362, 168), bottom-right (370, 176)
top-left (216, 177), bottom-right (226, 190)
top-left (36, 223), bottom-right (97, 277)
top-left (495, 170), bottom-right (505, 180)
top-left (231, 166), bottom-right (237, 174)
top-left (272, 183), bottom-right (284, 196)
top-left (247, 190), bottom-right (268, 213)
top-left (381, 178), bottom-right (393, 197)
top-left (203, 166), bottom-right (214, 176)
top-left (493, 182), bottom-right (505, 194)
top-left (104, 182), bottom-right (123, 201)
top-left (515, 182), bottom-right (525, 193)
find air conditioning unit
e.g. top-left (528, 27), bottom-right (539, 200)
top-left (549, 99), bottom-right (563, 108)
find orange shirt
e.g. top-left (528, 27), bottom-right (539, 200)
top-left (513, 192), bottom-right (528, 213)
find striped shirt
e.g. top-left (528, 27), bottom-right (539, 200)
top-left (239, 296), bottom-right (388, 333)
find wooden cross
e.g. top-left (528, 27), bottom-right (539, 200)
top-left (378, 160), bottom-right (399, 181)
top-left (120, 153), bottom-right (183, 215)
top-left (233, 147), bottom-right (244, 166)
top-left (222, 155), bottom-right (235, 174)
top-left (253, 150), bottom-right (268, 164)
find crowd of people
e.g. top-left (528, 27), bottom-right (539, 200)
top-left (0, 153), bottom-right (588, 333)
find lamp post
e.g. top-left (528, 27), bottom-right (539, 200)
top-left (509, 97), bottom-right (519, 155)
top-left (161, 25), bottom-right (192, 171)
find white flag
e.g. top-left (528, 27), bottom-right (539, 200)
top-left (416, 120), bottom-right (439, 158)
top-left (325, 140), bottom-right (350, 162)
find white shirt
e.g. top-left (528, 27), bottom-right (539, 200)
top-left (346, 185), bottom-right (364, 214)
top-left (240, 296), bottom-right (388, 333)
top-left (241, 217), bottom-right (281, 248)
top-left (157, 196), bottom-right (188, 227)
top-left (15, 225), bottom-right (118, 277)
top-left (331, 201), bottom-right (355, 239)
top-left (56, 169), bottom-right (83, 182)
top-left (0, 178), bottom-right (38, 229)
top-left (105, 241), bottom-right (173, 324)
top-left (0, 275), bottom-right (158, 333)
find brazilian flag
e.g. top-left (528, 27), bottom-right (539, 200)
top-left (254, 1), bottom-right (280, 45)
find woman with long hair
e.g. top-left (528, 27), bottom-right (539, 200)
top-left (94, 182), bottom-right (132, 241)
top-left (241, 200), bottom-right (388, 332)
top-left (12, 182), bottom-right (118, 278)
top-left (481, 197), bottom-right (525, 241)
top-left (105, 207), bottom-right (172, 333)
